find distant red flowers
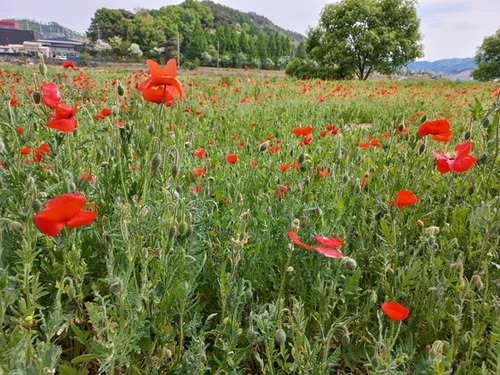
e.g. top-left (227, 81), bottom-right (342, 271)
top-left (194, 148), bottom-right (206, 158)
top-left (288, 231), bottom-right (342, 258)
top-left (432, 140), bottom-right (476, 174)
top-left (62, 60), bottom-right (76, 69)
top-left (418, 119), bottom-right (452, 142)
top-left (226, 154), bottom-right (238, 164)
top-left (390, 190), bottom-right (419, 209)
top-left (293, 125), bottom-right (313, 136)
top-left (33, 193), bottom-right (97, 236)
top-left (137, 59), bottom-right (184, 106)
top-left (381, 301), bottom-right (409, 321)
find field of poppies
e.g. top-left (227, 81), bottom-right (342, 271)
top-left (0, 60), bottom-right (499, 374)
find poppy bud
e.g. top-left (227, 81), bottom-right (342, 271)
top-left (298, 152), bottom-right (305, 164)
top-left (32, 91), bottom-right (41, 104)
top-left (178, 221), bottom-right (188, 236)
top-left (416, 219), bottom-right (424, 228)
top-left (259, 142), bottom-right (269, 152)
top-left (274, 328), bottom-right (286, 344)
top-left (482, 117), bottom-right (490, 128)
top-left (420, 115), bottom-right (427, 124)
top-left (343, 257), bottom-right (357, 271)
top-left (184, 225), bottom-right (193, 238)
top-left (68, 182), bottom-right (76, 192)
top-left (289, 149), bottom-right (293, 157)
top-left (170, 165), bottom-right (178, 179)
top-left (398, 124), bottom-right (405, 132)
top-left (246, 328), bottom-right (258, 343)
top-left (10, 221), bottom-right (24, 235)
top-left (32, 199), bottom-right (43, 212)
top-left (117, 82), bottom-right (125, 96)
top-left (418, 143), bottom-right (426, 154)
top-left (168, 224), bottom-right (178, 240)
top-left (38, 62), bottom-right (47, 76)
top-left (341, 333), bottom-right (351, 346)
top-left (375, 211), bottom-right (384, 221)
top-left (464, 130), bottom-right (471, 140)
top-left (184, 141), bottom-right (192, 148)
top-left (450, 260), bottom-right (463, 274)
top-left (468, 185), bottom-right (475, 195)
top-left (150, 153), bottom-right (162, 172)
top-left (148, 124), bottom-right (155, 134)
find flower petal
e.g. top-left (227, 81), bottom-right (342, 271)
top-left (381, 301), bottom-right (409, 321)
top-left (66, 210), bottom-right (98, 228)
top-left (33, 215), bottom-right (65, 236)
top-left (313, 246), bottom-right (342, 258)
top-left (314, 236), bottom-right (342, 248)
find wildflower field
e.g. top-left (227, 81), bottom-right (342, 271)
top-left (0, 60), bottom-right (499, 374)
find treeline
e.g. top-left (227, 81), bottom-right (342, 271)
top-left (84, 0), bottom-right (306, 69)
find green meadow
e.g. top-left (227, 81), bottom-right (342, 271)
top-left (0, 62), bottom-right (499, 374)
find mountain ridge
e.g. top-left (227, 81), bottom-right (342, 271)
top-left (406, 57), bottom-right (475, 75)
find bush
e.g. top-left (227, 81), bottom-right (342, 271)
top-left (285, 58), bottom-right (351, 80)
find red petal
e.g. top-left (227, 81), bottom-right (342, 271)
top-left (288, 231), bottom-right (315, 250)
top-left (314, 246), bottom-right (342, 258)
top-left (41, 193), bottom-right (86, 221)
top-left (450, 155), bottom-right (476, 173)
top-left (381, 301), bottom-right (409, 321)
top-left (66, 210), bottom-right (98, 228)
top-left (33, 215), bottom-right (65, 236)
top-left (314, 236), bottom-right (342, 248)
top-left (46, 118), bottom-right (77, 132)
top-left (395, 190), bottom-right (419, 208)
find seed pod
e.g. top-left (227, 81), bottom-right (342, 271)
top-left (464, 130), bottom-right (471, 140)
top-left (482, 117), bottom-right (490, 128)
top-left (32, 91), bottom-right (41, 104)
top-left (150, 153), bottom-right (162, 172)
top-left (259, 142), bottom-right (269, 152)
top-left (184, 141), bottom-right (192, 148)
top-left (343, 257), bottom-right (357, 271)
top-left (274, 328), bottom-right (286, 344)
top-left (420, 114), bottom-right (427, 124)
top-left (148, 124), bottom-right (155, 134)
top-left (341, 333), bottom-right (351, 346)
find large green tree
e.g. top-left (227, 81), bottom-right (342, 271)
top-left (306, 0), bottom-right (423, 80)
top-left (472, 29), bottom-right (500, 81)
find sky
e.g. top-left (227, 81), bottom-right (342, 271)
top-left (3, 0), bottom-right (500, 61)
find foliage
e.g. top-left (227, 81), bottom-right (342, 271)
top-left (307, 0), bottom-right (423, 80)
top-left (472, 29), bottom-right (500, 81)
top-left (86, 1), bottom-right (296, 68)
top-left (0, 61), bottom-right (499, 374)
top-left (285, 58), bottom-right (352, 80)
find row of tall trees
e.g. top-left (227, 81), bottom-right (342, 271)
top-left (85, 0), bottom-right (294, 68)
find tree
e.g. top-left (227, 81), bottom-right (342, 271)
top-left (87, 8), bottom-right (134, 42)
top-left (306, 0), bottom-right (423, 80)
top-left (472, 29), bottom-right (500, 81)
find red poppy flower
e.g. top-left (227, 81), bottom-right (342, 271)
top-left (9, 96), bottom-right (19, 107)
top-left (194, 148), bottom-right (206, 158)
top-left (288, 231), bottom-right (342, 258)
top-left (41, 82), bottom-right (61, 109)
top-left (46, 103), bottom-right (78, 132)
top-left (62, 60), bottom-right (76, 69)
top-left (432, 140), bottom-right (476, 174)
top-left (268, 146), bottom-right (280, 153)
top-left (381, 301), bottom-right (409, 321)
top-left (100, 107), bottom-right (112, 117)
top-left (193, 167), bottom-right (206, 177)
top-left (33, 193), bottom-right (97, 236)
top-left (390, 190), bottom-right (419, 209)
top-left (226, 154), bottom-right (238, 164)
top-left (418, 119), bottom-right (452, 142)
top-left (293, 125), bottom-right (313, 136)
top-left (278, 163), bottom-right (289, 172)
top-left (137, 59), bottom-right (184, 106)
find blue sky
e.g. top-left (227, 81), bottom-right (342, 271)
top-left (3, 0), bottom-right (500, 61)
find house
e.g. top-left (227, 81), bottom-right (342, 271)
top-left (36, 36), bottom-right (83, 58)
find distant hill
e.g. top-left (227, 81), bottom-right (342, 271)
top-left (406, 58), bottom-right (475, 75)
top-left (2, 18), bottom-right (85, 40)
top-left (201, 1), bottom-right (305, 44)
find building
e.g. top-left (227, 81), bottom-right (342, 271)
top-left (0, 27), bottom-right (42, 45)
top-left (37, 36), bottom-right (83, 57)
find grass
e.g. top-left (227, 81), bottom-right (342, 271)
top-left (0, 62), bottom-right (499, 374)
